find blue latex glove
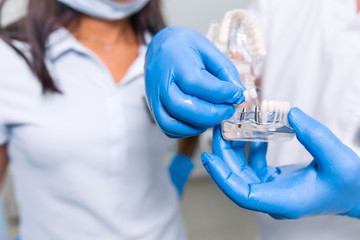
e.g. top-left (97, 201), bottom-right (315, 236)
top-left (201, 108), bottom-right (360, 219)
top-left (145, 26), bottom-right (246, 138)
top-left (169, 153), bottom-right (195, 198)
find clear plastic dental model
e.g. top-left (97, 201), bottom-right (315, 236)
top-left (207, 9), bottom-right (295, 142)
top-left (222, 100), bottom-right (295, 142)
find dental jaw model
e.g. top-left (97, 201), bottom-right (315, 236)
top-left (207, 9), bottom-right (295, 142)
top-left (222, 100), bottom-right (295, 142)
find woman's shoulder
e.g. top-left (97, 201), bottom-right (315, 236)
top-left (0, 39), bottom-right (34, 79)
top-left (0, 39), bottom-right (40, 93)
top-left (0, 39), bottom-right (30, 66)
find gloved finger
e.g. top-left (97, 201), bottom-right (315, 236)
top-left (212, 125), bottom-right (259, 182)
top-left (247, 168), bottom-right (317, 219)
top-left (152, 99), bottom-right (207, 138)
top-left (195, 34), bottom-right (245, 89)
top-left (161, 82), bottom-right (235, 128)
top-left (172, 39), bottom-right (245, 104)
top-left (212, 125), bottom-right (246, 175)
top-left (203, 151), bottom-right (314, 218)
top-left (201, 152), bottom-right (253, 207)
top-left (230, 141), bottom-right (248, 163)
top-left (230, 141), bottom-right (248, 149)
top-left (288, 107), bottom-right (350, 174)
top-left (248, 142), bottom-right (272, 182)
top-left (175, 67), bottom-right (245, 104)
top-left (248, 142), bottom-right (268, 172)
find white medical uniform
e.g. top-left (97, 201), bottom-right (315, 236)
top-left (248, 0), bottom-right (360, 239)
top-left (0, 28), bottom-right (185, 240)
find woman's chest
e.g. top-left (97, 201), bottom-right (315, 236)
top-left (7, 74), bottom-right (155, 170)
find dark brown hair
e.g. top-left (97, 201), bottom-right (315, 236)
top-left (0, 0), bottom-right (165, 93)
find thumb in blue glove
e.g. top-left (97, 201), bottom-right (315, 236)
top-left (145, 26), bottom-right (246, 138)
top-left (201, 107), bottom-right (360, 219)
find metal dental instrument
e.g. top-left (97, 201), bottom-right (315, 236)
top-left (238, 108), bottom-right (246, 128)
top-left (255, 106), bottom-right (260, 125)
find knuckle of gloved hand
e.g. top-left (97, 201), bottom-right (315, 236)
top-left (173, 26), bottom-right (199, 41)
top-left (208, 105), bottom-right (225, 122)
top-left (156, 116), bottom-right (175, 136)
top-left (302, 123), bottom-right (326, 140)
top-left (217, 65), bottom-right (232, 77)
top-left (180, 69), bottom-right (203, 89)
top-left (217, 65), bottom-right (240, 83)
top-left (156, 40), bottom-right (176, 55)
top-left (145, 59), bottom-right (156, 75)
top-left (339, 155), bottom-right (360, 186)
top-left (157, 26), bottom-right (194, 44)
top-left (325, 144), bottom-right (360, 185)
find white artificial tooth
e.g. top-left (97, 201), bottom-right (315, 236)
top-left (249, 88), bottom-right (258, 99)
top-left (255, 47), bottom-right (265, 56)
top-left (248, 22), bottom-right (257, 30)
top-left (271, 101), bottom-right (279, 123)
top-left (261, 100), bottom-right (268, 112)
top-left (284, 101), bottom-right (291, 113)
top-left (253, 31), bottom-right (261, 40)
top-left (247, 21), bottom-right (256, 30)
top-left (251, 39), bottom-right (260, 49)
top-left (257, 41), bottom-right (266, 48)
top-left (283, 101), bottom-right (291, 125)
top-left (243, 90), bottom-right (250, 102)
top-left (248, 17), bottom-right (257, 25)
top-left (280, 101), bottom-right (287, 114)
top-left (219, 13), bottom-right (232, 43)
top-left (268, 101), bottom-right (275, 112)
top-left (219, 26), bottom-right (230, 43)
top-left (278, 102), bottom-right (283, 114)
top-left (278, 102), bottom-right (287, 123)
top-left (255, 41), bottom-right (265, 48)
top-left (261, 100), bottom-right (268, 123)
top-left (238, 11), bottom-right (246, 18)
top-left (259, 49), bottom-right (267, 57)
top-left (274, 101), bottom-right (281, 113)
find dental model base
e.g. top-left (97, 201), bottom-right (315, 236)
top-left (207, 9), bottom-right (294, 142)
top-left (222, 100), bottom-right (295, 142)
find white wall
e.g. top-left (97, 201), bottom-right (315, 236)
top-left (0, 0), bottom-right (28, 26)
top-left (163, 0), bottom-right (252, 34)
top-left (1, 0), bottom-right (252, 31)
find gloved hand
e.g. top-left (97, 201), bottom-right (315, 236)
top-left (145, 26), bottom-right (246, 138)
top-left (201, 108), bottom-right (360, 219)
top-left (169, 153), bottom-right (195, 198)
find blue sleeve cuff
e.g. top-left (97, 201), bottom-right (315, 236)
top-left (169, 153), bottom-right (195, 198)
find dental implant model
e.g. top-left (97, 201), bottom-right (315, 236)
top-left (207, 9), bottom-right (295, 142)
top-left (222, 100), bottom-right (294, 142)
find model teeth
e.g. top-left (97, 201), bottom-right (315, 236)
top-left (249, 88), bottom-right (257, 99)
top-left (268, 100), bottom-right (274, 112)
top-left (260, 100), bottom-right (291, 125)
top-left (261, 100), bottom-right (290, 113)
top-left (215, 9), bottom-right (267, 62)
top-left (243, 88), bottom-right (258, 102)
top-left (260, 100), bottom-right (268, 110)
top-left (284, 102), bottom-right (291, 113)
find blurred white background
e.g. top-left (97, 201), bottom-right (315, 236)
top-left (163, 0), bottom-right (252, 34)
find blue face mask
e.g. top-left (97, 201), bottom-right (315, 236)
top-left (58, 0), bottom-right (150, 20)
